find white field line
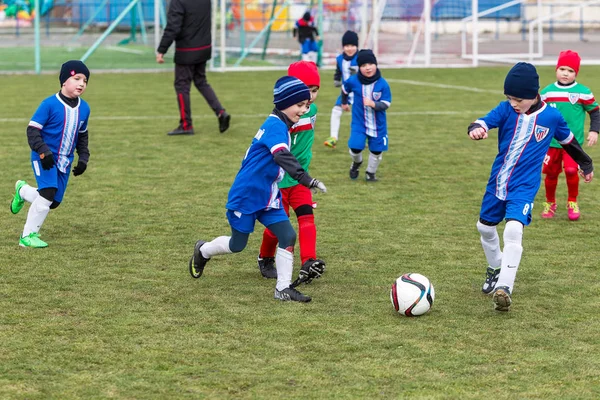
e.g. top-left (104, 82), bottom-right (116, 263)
top-left (0, 110), bottom-right (489, 124)
top-left (386, 78), bottom-right (501, 94)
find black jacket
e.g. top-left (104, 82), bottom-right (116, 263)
top-left (157, 0), bottom-right (212, 65)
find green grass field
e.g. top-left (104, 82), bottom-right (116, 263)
top-left (1, 65), bottom-right (600, 399)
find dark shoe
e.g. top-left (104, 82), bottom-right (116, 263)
top-left (189, 240), bottom-right (210, 278)
top-left (493, 286), bottom-right (512, 312)
top-left (292, 258), bottom-right (326, 287)
top-left (168, 127), bottom-right (194, 136)
top-left (365, 171), bottom-right (378, 182)
top-left (218, 111), bottom-right (231, 133)
top-left (349, 161), bottom-right (362, 180)
top-left (482, 266), bottom-right (500, 294)
top-left (274, 286), bottom-right (312, 302)
top-left (257, 254), bottom-right (277, 279)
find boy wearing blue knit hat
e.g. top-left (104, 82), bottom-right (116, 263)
top-left (10, 60), bottom-right (91, 248)
top-left (468, 62), bottom-right (594, 311)
top-left (189, 76), bottom-right (327, 303)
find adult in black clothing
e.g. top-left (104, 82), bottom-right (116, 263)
top-left (156, 0), bottom-right (231, 136)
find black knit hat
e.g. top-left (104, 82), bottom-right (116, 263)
top-left (59, 60), bottom-right (90, 86)
top-left (342, 30), bottom-right (359, 47)
top-left (357, 49), bottom-right (377, 66)
top-left (302, 11), bottom-right (311, 21)
top-left (503, 62), bottom-right (539, 100)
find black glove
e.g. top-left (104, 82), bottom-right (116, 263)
top-left (72, 161), bottom-right (87, 176)
top-left (40, 151), bottom-right (54, 170)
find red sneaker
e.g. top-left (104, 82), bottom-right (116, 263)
top-left (567, 201), bottom-right (580, 221)
top-left (541, 202), bottom-right (557, 219)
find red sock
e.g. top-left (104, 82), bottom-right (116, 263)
top-left (259, 228), bottom-right (278, 258)
top-left (565, 168), bottom-right (579, 202)
top-left (298, 214), bottom-right (317, 265)
top-left (544, 174), bottom-right (558, 203)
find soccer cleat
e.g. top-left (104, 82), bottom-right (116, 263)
top-left (365, 171), bottom-right (378, 182)
top-left (492, 286), bottom-right (512, 312)
top-left (292, 258), bottom-right (326, 287)
top-left (10, 180), bottom-right (28, 215)
top-left (189, 240), bottom-right (210, 278)
top-left (541, 202), bottom-right (557, 219)
top-left (167, 126), bottom-right (194, 136)
top-left (482, 266), bottom-right (500, 294)
top-left (19, 232), bottom-right (48, 248)
top-left (218, 111), bottom-right (231, 133)
top-left (323, 137), bottom-right (337, 148)
top-left (349, 161), bottom-right (362, 180)
top-left (257, 255), bottom-right (277, 279)
top-left (567, 201), bottom-right (580, 221)
top-left (274, 286), bottom-right (312, 302)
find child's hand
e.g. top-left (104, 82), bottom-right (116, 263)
top-left (363, 97), bottom-right (375, 108)
top-left (580, 170), bottom-right (594, 183)
top-left (587, 131), bottom-right (598, 146)
top-left (342, 104), bottom-right (350, 112)
top-left (469, 127), bottom-right (488, 140)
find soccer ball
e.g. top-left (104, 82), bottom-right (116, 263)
top-left (390, 273), bottom-right (435, 317)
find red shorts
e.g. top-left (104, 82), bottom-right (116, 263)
top-left (280, 184), bottom-right (315, 215)
top-left (542, 147), bottom-right (578, 176)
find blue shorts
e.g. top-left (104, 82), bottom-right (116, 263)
top-left (226, 208), bottom-right (289, 234)
top-left (32, 160), bottom-right (71, 202)
top-left (348, 131), bottom-right (388, 153)
top-left (301, 39), bottom-right (319, 54)
top-left (479, 191), bottom-right (533, 226)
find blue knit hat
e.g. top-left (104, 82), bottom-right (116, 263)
top-left (504, 62), bottom-right (539, 100)
top-left (59, 60), bottom-right (90, 86)
top-left (357, 49), bottom-right (377, 66)
top-left (273, 76), bottom-right (311, 110)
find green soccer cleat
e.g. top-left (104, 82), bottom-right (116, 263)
top-left (19, 232), bottom-right (48, 248)
top-left (323, 137), bottom-right (337, 148)
top-left (10, 180), bottom-right (28, 215)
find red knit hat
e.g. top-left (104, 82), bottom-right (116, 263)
top-left (556, 50), bottom-right (581, 74)
top-left (288, 61), bottom-right (320, 88)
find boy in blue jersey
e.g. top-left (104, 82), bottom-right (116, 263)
top-left (468, 62), bottom-right (594, 311)
top-left (10, 60), bottom-right (91, 248)
top-left (341, 49), bottom-right (392, 181)
top-left (324, 30), bottom-right (359, 149)
top-left (189, 76), bottom-right (327, 303)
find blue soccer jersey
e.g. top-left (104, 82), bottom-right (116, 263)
top-left (29, 94), bottom-right (91, 173)
top-left (334, 53), bottom-right (358, 106)
top-left (342, 75), bottom-right (392, 138)
top-left (475, 101), bottom-right (574, 202)
top-left (226, 114), bottom-right (290, 214)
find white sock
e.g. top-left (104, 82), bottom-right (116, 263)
top-left (476, 221), bottom-right (502, 268)
top-left (497, 220), bottom-right (524, 292)
top-left (330, 106), bottom-right (342, 140)
top-left (301, 53), bottom-right (310, 61)
top-left (308, 51), bottom-right (318, 63)
top-left (22, 196), bottom-right (52, 237)
top-left (200, 236), bottom-right (233, 258)
top-left (275, 247), bottom-right (294, 291)
top-left (349, 149), bottom-right (363, 164)
top-left (20, 184), bottom-right (39, 203)
top-left (366, 152), bottom-right (382, 174)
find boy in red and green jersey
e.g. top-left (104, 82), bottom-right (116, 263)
top-left (258, 61), bottom-right (326, 286)
top-left (540, 50), bottom-right (600, 221)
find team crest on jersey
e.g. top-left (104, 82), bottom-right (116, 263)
top-left (372, 92), bottom-right (382, 101)
top-left (310, 115), bottom-right (316, 128)
top-left (534, 125), bottom-right (550, 142)
top-left (568, 93), bottom-right (580, 104)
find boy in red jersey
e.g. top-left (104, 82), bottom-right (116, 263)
top-left (257, 61), bottom-right (326, 287)
top-left (540, 50), bottom-right (599, 220)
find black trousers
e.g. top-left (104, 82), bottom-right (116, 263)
top-left (174, 62), bottom-right (224, 130)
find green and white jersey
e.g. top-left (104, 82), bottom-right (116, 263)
top-left (279, 103), bottom-right (317, 189)
top-left (541, 81), bottom-right (599, 148)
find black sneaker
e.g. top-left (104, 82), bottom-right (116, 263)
top-left (257, 255), bottom-right (277, 279)
top-left (349, 161), bottom-right (362, 180)
top-left (482, 266), bottom-right (500, 294)
top-left (365, 171), bottom-right (378, 182)
top-left (274, 286), bottom-right (312, 302)
top-left (298, 258), bottom-right (326, 285)
top-left (218, 111), bottom-right (231, 133)
top-left (168, 126), bottom-right (194, 136)
top-left (189, 240), bottom-right (210, 278)
top-left (492, 286), bottom-right (512, 311)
